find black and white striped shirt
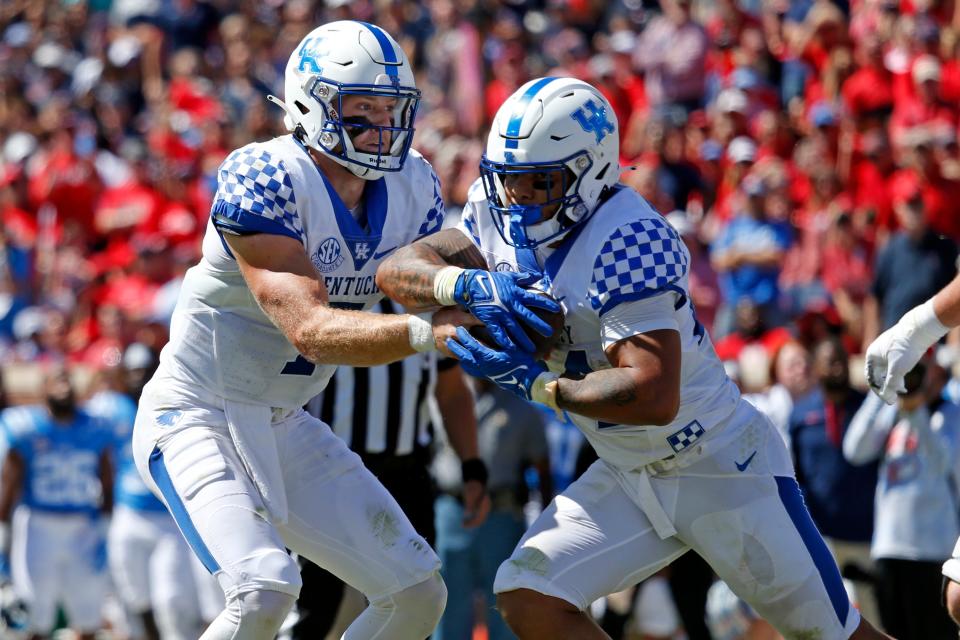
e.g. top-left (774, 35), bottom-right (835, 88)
top-left (305, 298), bottom-right (453, 456)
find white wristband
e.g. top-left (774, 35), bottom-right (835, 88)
top-left (408, 312), bottom-right (436, 352)
top-left (903, 299), bottom-right (950, 348)
top-left (434, 266), bottom-right (465, 306)
top-left (531, 371), bottom-right (561, 411)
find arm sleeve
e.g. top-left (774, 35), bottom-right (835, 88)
top-left (210, 144), bottom-right (304, 242)
top-left (588, 217), bottom-right (689, 316)
top-left (600, 294), bottom-right (681, 350)
top-left (914, 405), bottom-right (958, 476)
top-left (843, 392), bottom-right (896, 465)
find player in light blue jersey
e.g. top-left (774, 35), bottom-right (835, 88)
top-left (130, 20), bottom-right (526, 640)
top-left (0, 364), bottom-right (113, 640)
top-left (88, 343), bottom-right (211, 640)
top-left (377, 77), bottom-right (891, 639)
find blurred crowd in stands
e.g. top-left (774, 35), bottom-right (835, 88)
top-left (4, 0), bottom-right (960, 400)
top-left (4, 1), bottom-right (960, 639)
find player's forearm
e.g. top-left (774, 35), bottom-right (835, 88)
top-left (293, 308), bottom-right (417, 366)
top-left (99, 450), bottom-right (114, 515)
top-left (376, 228), bottom-right (487, 311)
top-left (375, 243), bottom-right (450, 310)
top-left (555, 368), bottom-right (679, 426)
top-left (437, 376), bottom-right (480, 461)
top-left (933, 273), bottom-right (960, 328)
top-left (0, 452), bottom-right (23, 524)
top-left (738, 248), bottom-right (783, 268)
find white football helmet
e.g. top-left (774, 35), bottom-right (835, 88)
top-left (482, 77), bottom-right (620, 248)
top-left (268, 21), bottom-right (421, 180)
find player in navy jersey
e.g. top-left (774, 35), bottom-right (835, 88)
top-left (129, 20), bottom-right (521, 640)
top-left (377, 77), bottom-right (890, 639)
top-left (0, 365), bottom-right (113, 640)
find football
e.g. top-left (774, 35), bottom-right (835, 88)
top-left (468, 289), bottom-right (565, 360)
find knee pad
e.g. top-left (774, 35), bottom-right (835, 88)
top-left (384, 572), bottom-right (447, 624)
top-left (203, 589), bottom-right (298, 640)
top-left (218, 547), bottom-right (302, 599)
top-left (344, 573), bottom-right (447, 640)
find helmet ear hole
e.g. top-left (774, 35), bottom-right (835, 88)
top-left (294, 101), bottom-right (310, 115)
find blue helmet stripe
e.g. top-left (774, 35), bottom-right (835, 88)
top-left (359, 22), bottom-right (399, 77)
top-left (505, 77), bottom-right (558, 149)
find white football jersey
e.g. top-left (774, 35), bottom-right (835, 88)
top-left (153, 135), bottom-right (444, 409)
top-left (457, 180), bottom-right (740, 470)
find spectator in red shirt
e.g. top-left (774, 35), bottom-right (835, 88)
top-left (93, 141), bottom-right (163, 241)
top-left (891, 131), bottom-right (960, 241)
top-left (714, 297), bottom-right (794, 364)
top-left (890, 55), bottom-right (959, 152)
top-left (842, 34), bottom-right (895, 132)
top-left (822, 212), bottom-right (874, 344)
top-left (26, 127), bottom-right (102, 239)
top-left (850, 129), bottom-right (898, 242)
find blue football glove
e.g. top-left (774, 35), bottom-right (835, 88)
top-left (453, 270), bottom-right (560, 352)
top-left (447, 327), bottom-right (547, 401)
top-left (0, 553), bottom-right (9, 583)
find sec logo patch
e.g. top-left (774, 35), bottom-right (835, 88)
top-left (313, 237), bottom-right (345, 273)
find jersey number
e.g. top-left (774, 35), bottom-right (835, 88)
top-left (33, 451), bottom-right (99, 506)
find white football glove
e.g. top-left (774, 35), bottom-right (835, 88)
top-left (865, 299), bottom-right (948, 404)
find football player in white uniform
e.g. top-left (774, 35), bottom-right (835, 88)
top-left (377, 77), bottom-right (890, 639)
top-left (131, 21), bottom-right (527, 640)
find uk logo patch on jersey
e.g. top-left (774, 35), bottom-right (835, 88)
top-left (313, 237), bottom-right (345, 273)
top-left (348, 239), bottom-right (376, 270)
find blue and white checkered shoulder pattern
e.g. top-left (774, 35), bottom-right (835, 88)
top-left (459, 204), bottom-right (481, 246)
top-left (588, 216), bottom-right (688, 313)
top-left (417, 171), bottom-right (446, 237)
top-left (214, 145), bottom-right (303, 239)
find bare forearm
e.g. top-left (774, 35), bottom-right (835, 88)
top-left (439, 394), bottom-right (479, 461)
top-left (376, 243), bottom-right (449, 311)
top-left (436, 366), bottom-right (479, 460)
top-left (556, 368), bottom-right (677, 426)
top-left (376, 229), bottom-right (486, 311)
top-left (738, 249), bottom-right (783, 268)
top-left (99, 451), bottom-right (114, 515)
top-left (933, 273), bottom-right (960, 328)
top-left (294, 308), bottom-right (417, 366)
top-left (0, 453), bottom-right (22, 524)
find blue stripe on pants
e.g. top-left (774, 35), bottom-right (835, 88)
top-left (775, 475), bottom-right (849, 626)
top-left (149, 445), bottom-right (221, 574)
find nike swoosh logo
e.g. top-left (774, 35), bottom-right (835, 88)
top-left (735, 451), bottom-right (757, 472)
top-left (495, 375), bottom-right (519, 387)
top-left (373, 245), bottom-right (399, 260)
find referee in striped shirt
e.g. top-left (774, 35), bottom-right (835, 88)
top-left (292, 298), bottom-right (490, 639)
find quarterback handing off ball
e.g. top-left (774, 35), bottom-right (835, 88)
top-left (469, 288), bottom-right (565, 360)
